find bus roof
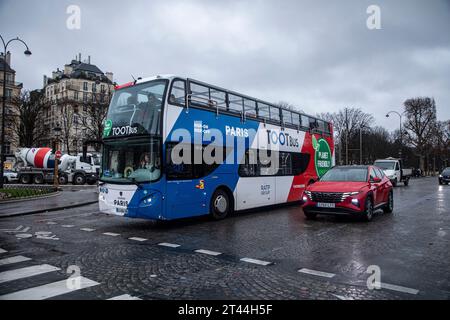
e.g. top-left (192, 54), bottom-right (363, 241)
top-left (120, 74), bottom-right (333, 128)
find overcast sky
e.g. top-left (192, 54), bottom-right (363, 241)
top-left (1, 0), bottom-right (449, 128)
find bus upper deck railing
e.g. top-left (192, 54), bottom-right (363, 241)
top-left (182, 78), bottom-right (332, 136)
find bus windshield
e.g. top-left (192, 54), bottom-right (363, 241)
top-left (105, 80), bottom-right (167, 137)
top-left (101, 138), bottom-right (161, 183)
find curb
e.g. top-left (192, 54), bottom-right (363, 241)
top-left (0, 200), bottom-right (99, 218)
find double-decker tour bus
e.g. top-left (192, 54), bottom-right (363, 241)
top-left (99, 75), bottom-right (334, 220)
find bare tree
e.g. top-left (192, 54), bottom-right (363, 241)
top-left (9, 90), bottom-right (47, 147)
top-left (80, 92), bottom-right (110, 151)
top-left (318, 108), bottom-right (374, 164)
top-left (60, 103), bottom-right (75, 154)
top-left (403, 97), bottom-right (437, 172)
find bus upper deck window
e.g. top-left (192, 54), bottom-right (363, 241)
top-left (169, 80), bottom-right (186, 106)
top-left (244, 99), bottom-right (257, 117)
top-left (258, 103), bottom-right (270, 119)
top-left (228, 94), bottom-right (243, 113)
top-left (270, 106), bottom-right (280, 122)
top-left (282, 110), bottom-right (293, 124)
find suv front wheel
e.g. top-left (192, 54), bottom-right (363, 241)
top-left (383, 191), bottom-right (394, 214)
top-left (363, 196), bottom-right (374, 222)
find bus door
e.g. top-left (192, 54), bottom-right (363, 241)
top-left (164, 144), bottom-right (208, 219)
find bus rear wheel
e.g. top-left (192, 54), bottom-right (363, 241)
top-left (210, 189), bottom-right (231, 220)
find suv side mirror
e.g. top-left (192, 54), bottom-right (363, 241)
top-left (371, 177), bottom-right (382, 183)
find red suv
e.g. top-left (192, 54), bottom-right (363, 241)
top-left (302, 165), bottom-right (393, 221)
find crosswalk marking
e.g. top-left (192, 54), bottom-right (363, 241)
top-left (240, 258), bottom-right (272, 266)
top-left (103, 232), bottom-right (120, 237)
top-left (195, 249), bottom-right (222, 256)
top-left (61, 225), bottom-right (75, 228)
top-left (108, 294), bottom-right (142, 300)
top-left (80, 228), bottom-right (95, 232)
top-left (0, 256), bottom-right (31, 266)
top-left (378, 282), bottom-right (419, 295)
top-left (129, 237), bottom-right (147, 242)
top-left (298, 268), bottom-right (335, 278)
top-left (0, 264), bottom-right (61, 284)
top-left (0, 248), bottom-right (7, 254)
top-left (0, 276), bottom-right (99, 300)
top-left (158, 243), bottom-right (180, 248)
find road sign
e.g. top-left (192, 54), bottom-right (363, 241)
top-left (55, 150), bottom-right (62, 159)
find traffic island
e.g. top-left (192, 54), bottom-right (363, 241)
top-left (0, 185), bottom-right (58, 203)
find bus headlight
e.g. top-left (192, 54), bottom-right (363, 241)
top-left (302, 195), bottom-right (308, 202)
top-left (140, 193), bottom-right (157, 207)
top-left (351, 198), bottom-right (359, 206)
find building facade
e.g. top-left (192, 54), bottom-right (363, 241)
top-left (0, 52), bottom-right (23, 169)
top-left (42, 54), bottom-right (114, 154)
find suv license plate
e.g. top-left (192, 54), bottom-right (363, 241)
top-left (317, 203), bottom-right (335, 208)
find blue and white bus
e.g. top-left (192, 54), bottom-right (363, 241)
top-left (99, 75), bottom-right (334, 220)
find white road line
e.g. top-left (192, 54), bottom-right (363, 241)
top-left (298, 268), bottom-right (335, 278)
top-left (61, 225), bottom-right (75, 228)
top-left (158, 243), bottom-right (180, 248)
top-left (103, 232), bottom-right (120, 237)
top-left (0, 276), bottom-right (99, 300)
top-left (0, 264), bottom-right (61, 284)
top-left (0, 248), bottom-right (7, 254)
top-left (80, 228), bottom-right (95, 232)
top-left (240, 258), bottom-right (272, 266)
top-left (195, 249), bottom-right (222, 256)
top-left (108, 294), bottom-right (142, 300)
top-left (0, 256), bottom-right (32, 266)
top-left (378, 282), bottom-right (419, 295)
top-left (332, 294), bottom-right (354, 300)
top-left (129, 237), bottom-right (147, 242)
top-left (46, 222), bottom-right (57, 225)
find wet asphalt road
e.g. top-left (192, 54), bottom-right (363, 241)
top-left (0, 177), bottom-right (448, 300)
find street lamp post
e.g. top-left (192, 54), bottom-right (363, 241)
top-left (53, 125), bottom-right (62, 188)
top-left (386, 110), bottom-right (407, 159)
top-left (0, 35), bottom-right (31, 189)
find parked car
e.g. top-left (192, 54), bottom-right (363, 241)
top-left (302, 165), bottom-right (393, 222)
top-left (438, 167), bottom-right (450, 185)
top-left (2, 170), bottom-right (18, 184)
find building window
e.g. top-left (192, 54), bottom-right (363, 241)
top-left (74, 91), bottom-right (79, 101)
top-left (83, 82), bottom-right (88, 91)
top-left (3, 142), bottom-right (11, 155)
top-left (5, 89), bottom-right (12, 99)
top-left (101, 85), bottom-right (105, 93)
top-left (83, 92), bottom-right (87, 103)
top-left (92, 83), bottom-right (96, 92)
top-left (83, 105), bottom-right (87, 112)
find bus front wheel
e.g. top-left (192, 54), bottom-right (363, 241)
top-left (210, 189), bottom-right (231, 220)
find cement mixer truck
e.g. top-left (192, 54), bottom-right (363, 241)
top-left (14, 147), bottom-right (99, 185)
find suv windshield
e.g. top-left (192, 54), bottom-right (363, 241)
top-left (104, 80), bottom-right (167, 138)
top-left (320, 167), bottom-right (368, 182)
top-left (374, 161), bottom-right (395, 170)
top-left (101, 138), bottom-right (161, 183)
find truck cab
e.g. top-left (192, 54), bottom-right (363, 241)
top-left (374, 157), bottom-right (411, 187)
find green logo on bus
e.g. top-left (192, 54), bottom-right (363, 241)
top-left (313, 135), bottom-right (332, 178)
top-left (103, 120), bottom-right (113, 137)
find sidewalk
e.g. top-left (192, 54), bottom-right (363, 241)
top-left (0, 187), bottom-right (98, 218)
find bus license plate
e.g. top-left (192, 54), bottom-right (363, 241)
top-left (116, 207), bottom-right (127, 214)
top-left (317, 203), bottom-right (335, 208)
